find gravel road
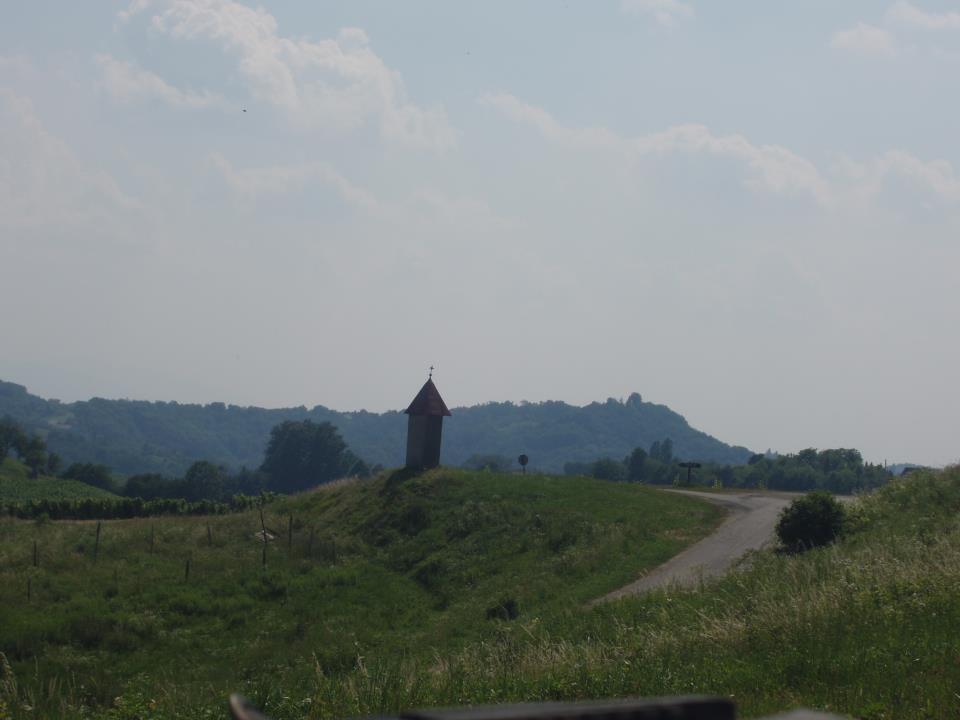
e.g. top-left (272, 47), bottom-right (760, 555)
top-left (598, 489), bottom-right (807, 602)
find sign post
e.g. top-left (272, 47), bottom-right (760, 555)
top-left (518, 454), bottom-right (529, 475)
top-left (678, 461), bottom-right (701, 486)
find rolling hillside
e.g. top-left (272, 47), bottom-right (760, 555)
top-left (0, 381), bottom-right (752, 476)
top-left (0, 458), bottom-right (117, 502)
top-left (0, 467), bottom-right (722, 717)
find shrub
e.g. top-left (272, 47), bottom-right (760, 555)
top-left (776, 490), bottom-right (846, 551)
top-left (485, 597), bottom-right (520, 621)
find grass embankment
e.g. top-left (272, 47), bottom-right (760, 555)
top-left (0, 467), bottom-right (720, 718)
top-left (0, 458), bottom-right (116, 502)
top-left (254, 467), bottom-right (959, 720)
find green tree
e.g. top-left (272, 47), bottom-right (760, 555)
top-left (22, 435), bottom-right (47, 479)
top-left (125, 473), bottom-right (175, 499)
top-left (660, 438), bottom-right (674, 463)
top-left (776, 491), bottom-right (846, 551)
top-left (46, 452), bottom-right (62, 476)
top-left (182, 460), bottom-right (227, 501)
top-left (626, 447), bottom-right (647, 482)
top-left (260, 420), bottom-right (360, 493)
top-left (648, 440), bottom-right (661, 462)
top-left (649, 438), bottom-right (674, 464)
top-left (590, 457), bottom-right (626, 482)
top-left (0, 418), bottom-right (27, 460)
top-left (62, 463), bottom-right (114, 491)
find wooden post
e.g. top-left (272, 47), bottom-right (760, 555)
top-left (259, 507), bottom-right (267, 568)
top-left (207, 523), bottom-right (213, 547)
top-left (307, 527), bottom-right (315, 558)
top-left (150, 524), bottom-right (155, 554)
top-left (33, 539), bottom-right (38, 568)
top-left (184, 556), bottom-right (191, 582)
top-left (94, 521), bottom-right (102, 563)
top-left (287, 515), bottom-right (293, 551)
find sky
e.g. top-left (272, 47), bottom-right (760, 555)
top-left (1, 1), bottom-right (959, 466)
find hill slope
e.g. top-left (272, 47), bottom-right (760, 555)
top-left (0, 468), bottom-right (722, 717)
top-left (0, 458), bottom-right (118, 501)
top-left (0, 380), bottom-right (752, 476)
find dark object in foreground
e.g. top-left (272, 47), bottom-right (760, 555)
top-left (228, 694), bottom-right (843, 720)
top-left (775, 491), bottom-right (846, 551)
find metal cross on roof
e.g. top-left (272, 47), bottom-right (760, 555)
top-left (429, 365), bottom-right (434, 379)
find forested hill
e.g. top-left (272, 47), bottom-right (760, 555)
top-left (0, 381), bottom-right (751, 475)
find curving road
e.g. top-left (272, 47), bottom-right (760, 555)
top-left (599, 490), bottom-right (806, 602)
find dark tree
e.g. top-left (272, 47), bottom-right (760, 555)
top-left (590, 457), bottom-right (626, 482)
top-left (660, 438), bottom-right (674, 464)
top-left (62, 463), bottom-right (114, 491)
top-left (648, 440), bottom-right (661, 463)
top-left (182, 460), bottom-right (227, 501)
top-left (260, 420), bottom-right (361, 493)
top-left (0, 418), bottom-right (27, 460)
top-left (125, 473), bottom-right (176, 500)
top-left (22, 435), bottom-right (48, 479)
top-left (46, 452), bottom-right (62, 476)
top-left (649, 438), bottom-right (674, 464)
top-left (626, 447), bottom-right (648, 482)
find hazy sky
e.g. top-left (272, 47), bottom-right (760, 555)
top-left (2, 1), bottom-right (959, 466)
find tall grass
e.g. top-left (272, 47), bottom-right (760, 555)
top-left (262, 467), bottom-right (960, 720)
top-left (0, 468), bottom-right (721, 719)
top-left (7, 467), bottom-right (958, 718)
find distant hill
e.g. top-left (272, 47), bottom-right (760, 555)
top-left (0, 380), bottom-right (752, 476)
top-left (0, 457), bottom-right (118, 501)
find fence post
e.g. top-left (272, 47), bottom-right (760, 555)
top-left (259, 507), bottom-right (267, 568)
top-left (94, 521), bottom-right (102, 563)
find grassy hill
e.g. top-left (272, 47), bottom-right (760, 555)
top-left (0, 458), bottom-right (117, 502)
top-left (0, 467), bottom-right (722, 718)
top-left (0, 380), bottom-right (752, 476)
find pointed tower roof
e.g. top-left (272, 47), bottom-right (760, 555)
top-left (405, 378), bottom-right (452, 417)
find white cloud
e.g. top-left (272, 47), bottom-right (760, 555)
top-left (0, 87), bottom-right (141, 232)
top-left (886, 1), bottom-right (960, 30)
top-left (621, 0), bottom-right (695, 26)
top-left (482, 92), bottom-right (960, 209)
top-left (96, 54), bottom-right (226, 109)
top-left (480, 92), bottom-right (830, 204)
top-left (207, 153), bottom-right (379, 211)
top-left (837, 151), bottom-right (960, 204)
top-left (119, 0), bottom-right (457, 150)
top-left (830, 23), bottom-right (899, 57)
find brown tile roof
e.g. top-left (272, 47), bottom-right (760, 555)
top-left (405, 378), bottom-right (452, 417)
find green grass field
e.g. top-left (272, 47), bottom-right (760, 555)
top-left (6, 465), bottom-right (959, 720)
top-left (0, 467), bottom-right (721, 719)
top-left (0, 458), bottom-right (117, 502)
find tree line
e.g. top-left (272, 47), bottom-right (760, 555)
top-left (563, 438), bottom-right (890, 494)
top-left (2, 418), bottom-right (373, 516)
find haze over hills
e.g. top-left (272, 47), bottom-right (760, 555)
top-left (0, 380), bottom-right (751, 476)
